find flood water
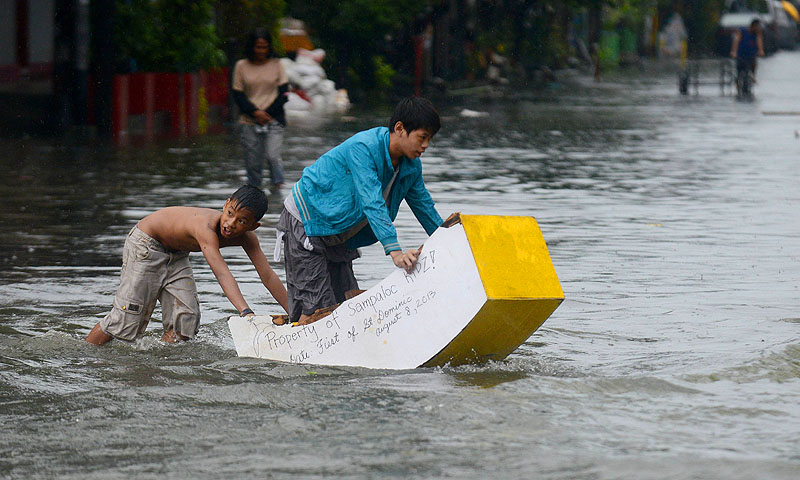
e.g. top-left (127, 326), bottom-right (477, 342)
top-left (1, 52), bottom-right (799, 479)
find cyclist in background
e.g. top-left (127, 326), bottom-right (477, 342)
top-left (730, 19), bottom-right (765, 96)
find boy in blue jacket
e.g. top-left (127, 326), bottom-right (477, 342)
top-left (276, 96), bottom-right (444, 325)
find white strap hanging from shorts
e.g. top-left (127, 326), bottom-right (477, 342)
top-left (273, 230), bottom-right (285, 262)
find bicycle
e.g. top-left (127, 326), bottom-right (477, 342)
top-left (734, 56), bottom-right (756, 100)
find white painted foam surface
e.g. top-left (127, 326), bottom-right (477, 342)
top-left (228, 224), bottom-right (486, 369)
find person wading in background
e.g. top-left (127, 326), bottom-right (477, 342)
top-left (232, 28), bottom-right (289, 190)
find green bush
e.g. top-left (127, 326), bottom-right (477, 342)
top-left (598, 30), bottom-right (621, 70)
top-left (113, 0), bottom-right (226, 72)
top-left (214, 0), bottom-right (285, 56)
top-left (287, 0), bottom-right (429, 98)
top-left (372, 55), bottom-right (396, 92)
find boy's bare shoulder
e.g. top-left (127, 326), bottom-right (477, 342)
top-left (148, 206), bottom-right (219, 228)
top-left (140, 206), bottom-right (221, 252)
top-left (155, 205), bottom-right (215, 218)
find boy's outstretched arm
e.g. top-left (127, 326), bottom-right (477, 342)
top-left (242, 233), bottom-right (289, 313)
top-left (405, 173), bottom-right (443, 235)
top-left (198, 234), bottom-right (251, 315)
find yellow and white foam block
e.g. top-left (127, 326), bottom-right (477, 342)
top-left (228, 215), bottom-right (564, 369)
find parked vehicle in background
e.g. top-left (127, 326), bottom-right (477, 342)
top-left (772, 1), bottom-right (799, 48)
top-left (715, 0), bottom-right (798, 55)
top-left (785, 0), bottom-right (800, 26)
top-left (780, 1), bottom-right (800, 38)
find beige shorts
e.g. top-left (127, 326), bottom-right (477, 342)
top-left (100, 225), bottom-right (200, 341)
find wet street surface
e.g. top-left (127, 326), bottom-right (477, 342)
top-left (1, 52), bottom-right (799, 479)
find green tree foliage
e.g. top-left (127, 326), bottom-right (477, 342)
top-left (468, 1), bottom-right (580, 75)
top-left (499, 0), bottom-right (724, 73)
top-left (670, 0), bottom-right (725, 55)
top-left (214, 0), bottom-right (285, 53)
top-left (286, 0), bottom-right (431, 99)
top-left (114, 0), bottom-right (226, 72)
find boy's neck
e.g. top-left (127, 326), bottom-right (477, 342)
top-left (388, 131), bottom-right (403, 168)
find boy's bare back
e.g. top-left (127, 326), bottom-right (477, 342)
top-left (137, 206), bottom-right (250, 252)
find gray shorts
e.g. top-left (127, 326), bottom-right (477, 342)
top-left (100, 225), bottom-right (200, 341)
top-left (277, 209), bottom-right (360, 323)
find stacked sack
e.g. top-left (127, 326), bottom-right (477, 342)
top-left (281, 48), bottom-right (350, 117)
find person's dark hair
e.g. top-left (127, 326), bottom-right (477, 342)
top-left (389, 96), bottom-right (440, 136)
top-left (750, 18), bottom-right (761, 29)
top-left (229, 184), bottom-right (268, 220)
top-left (244, 28), bottom-right (275, 61)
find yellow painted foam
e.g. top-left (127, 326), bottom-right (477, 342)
top-left (461, 215), bottom-right (564, 300)
top-left (423, 215), bottom-right (564, 367)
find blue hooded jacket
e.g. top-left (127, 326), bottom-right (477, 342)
top-left (291, 127), bottom-right (442, 254)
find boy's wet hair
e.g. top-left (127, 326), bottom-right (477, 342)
top-left (229, 185), bottom-right (268, 220)
top-left (244, 28), bottom-right (276, 61)
top-left (389, 96), bottom-right (440, 136)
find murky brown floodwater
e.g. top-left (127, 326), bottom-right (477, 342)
top-left (1, 52), bottom-right (799, 479)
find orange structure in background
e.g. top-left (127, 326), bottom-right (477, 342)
top-left (279, 17), bottom-right (314, 54)
top-left (108, 69), bottom-right (230, 144)
top-left (107, 18), bottom-right (315, 144)
top-left (280, 34), bottom-right (314, 53)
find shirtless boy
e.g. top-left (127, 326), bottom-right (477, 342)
top-left (86, 185), bottom-right (288, 345)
